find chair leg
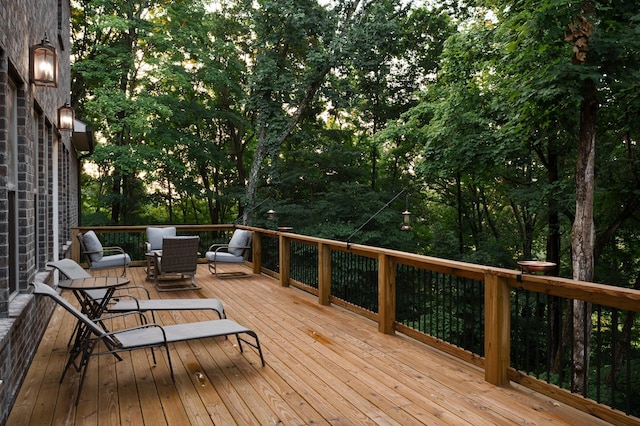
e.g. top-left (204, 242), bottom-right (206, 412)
top-left (164, 343), bottom-right (175, 382)
top-left (235, 331), bottom-right (266, 367)
top-left (74, 340), bottom-right (97, 405)
top-left (212, 259), bottom-right (251, 279)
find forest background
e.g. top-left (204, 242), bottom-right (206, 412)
top-left (71, 0), bottom-right (640, 291)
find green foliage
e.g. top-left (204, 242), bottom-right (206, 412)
top-left (72, 0), bottom-right (640, 288)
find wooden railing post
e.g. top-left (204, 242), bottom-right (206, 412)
top-left (318, 243), bottom-right (330, 306)
top-left (252, 232), bottom-right (262, 274)
top-left (378, 253), bottom-right (396, 334)
top-left (484, 271), bottom-right (510, 386)
top-left (71, 227), bottom-right (80, 263)
top-left (279, 234), bottom-right (290, 287)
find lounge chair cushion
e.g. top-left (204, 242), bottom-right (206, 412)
top-left (147, 227), bottom-right (177, 251)
top-left (228, 230), bottom-right (251, 257)
top-left (205, 250), bottom-right (244, 263)
top-left (109, 298), bottom-right (225, 319)
top-left (83, 230), bottom-right (104, 262)
top-left (115, 319), bottom-right (251, 347)
top-left (92, 253), bottom-right (131, 269)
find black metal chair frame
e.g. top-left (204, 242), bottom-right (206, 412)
top-left (31, 281), bottom-right (265, 405)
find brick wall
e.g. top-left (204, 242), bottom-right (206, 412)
top-left (0, 0), bottom-right (76, 423)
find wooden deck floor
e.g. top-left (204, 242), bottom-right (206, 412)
top-left (8, 264), bottom-right (612, 425)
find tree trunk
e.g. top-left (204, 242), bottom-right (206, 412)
top-left (245, 68), bottom-right (332, 223)
top-left (546, 140), bottom-right (563, 365)
top-left (456, 172), bottom-right (463, 253)
top-left (570, 76), bottom-right (597, 395)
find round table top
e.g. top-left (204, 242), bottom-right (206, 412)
top-left (57, 276), bottom-right (130, 290)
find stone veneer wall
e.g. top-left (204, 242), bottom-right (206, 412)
top-left (0, 0), bottom-right (75, 423)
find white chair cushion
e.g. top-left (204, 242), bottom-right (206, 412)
top-left (92, 253), bottom-right (131, 269)
top-left (205, 251), bottom-right (244, 263)
top-left (146, 227), bottom-right (177, 251)
top-left (83, 230), bottom-right (104, 262)
top-left (228, 230), bottom-right (250, 257)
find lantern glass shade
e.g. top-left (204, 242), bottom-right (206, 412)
top-left (30, 36), bottom-right (58, 87)
top-left (267, 209), bottom-right (276, 220)
top-left (58, 103), bottom-right (74, 132)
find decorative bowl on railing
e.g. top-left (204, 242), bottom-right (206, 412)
top-left (517, 260), bottom-right (556, 274)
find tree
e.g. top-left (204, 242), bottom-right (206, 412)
top-left (73, 0), bottom-right (252, 225)
top-left (239, 0), bottom-right (413, 222)
top-left (72, 0), bottom-right (178, 224)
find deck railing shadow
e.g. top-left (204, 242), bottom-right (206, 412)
top-left (72, 225), bottom-right (640, 426)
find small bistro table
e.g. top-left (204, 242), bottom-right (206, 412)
top-left (58, 276), bottom-right (131, 319)
top-left (57, 276), bottom-right (131, 375)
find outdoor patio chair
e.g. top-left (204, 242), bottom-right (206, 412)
top-left (31, 280), bottom-right (265, 405)
top-left (153, 236), bottom-right (201, 291)
top-left (145, 226), bottom-right (177, 252)
top-left (47, 259), bottom-right (226, 319)
top-left (77, 230), bottom-right (131, 276)
top-left (205, 229), bottom-right (253, 279)
top-left (144, 227), bottom-right (177, 279)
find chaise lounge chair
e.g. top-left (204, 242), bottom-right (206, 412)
top-left (31, 280), bottom-right (265, 405)
top-left (48, 259), bottom-right (225, 319)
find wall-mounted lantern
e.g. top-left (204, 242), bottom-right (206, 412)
top-left (30, 35), bottom-right (58, 87)
top-left (58, 102), bottom-right (75, 132)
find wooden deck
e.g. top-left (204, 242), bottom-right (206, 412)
top-left (8, 264), bottom-right (612, 425)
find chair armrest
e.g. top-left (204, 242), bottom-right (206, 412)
top-left (218, 245), bottom-right (250, 253)
top-left (82, 249), bottom-right (102, 255)
top-left (208, 243), bottom-right (229, 251)
top-left (108, 294), bottom-right (143, 310)
top-left (94, 311), bottom-right (150, 333)
top-left (102, 246), bottom-right (126, 255)
top-left (113, 285), bottom-right (151, 300)
top-left (97, 310), bottom-right (148, 323)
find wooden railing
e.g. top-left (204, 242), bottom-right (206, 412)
top-left (72, 225), bottom-right (640, 425)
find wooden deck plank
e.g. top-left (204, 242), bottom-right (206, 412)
top-left (210, 276), bottom-right (477, 424)
top-left (212, 280), bottom-right (394, 425)
top-left (218, 281), bottom-right (454, 425)
top-left (7, 263), bottom-right (618, 426)
top-left (8, 298), bottom-right (64, 425)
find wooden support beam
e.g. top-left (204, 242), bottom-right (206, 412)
top-left (252, 232), bottom-right (262, 274)
top-left (484, 271), bottom-right (510, 386)
top-left (378, 253), bottom-right (396, 335)
top-left (279, 234), bottom-right (290, 287)
top-left (71, 228), bottom-right (80, 263)
top-left (318, 243), bottom-right (331, 306)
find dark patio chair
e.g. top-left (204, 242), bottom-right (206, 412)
top-left (153, 236), bottom-right (201, 291)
